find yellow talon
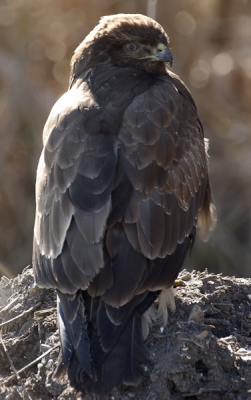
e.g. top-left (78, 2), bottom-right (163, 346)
top-left (173, 279), bottom-right (186, 288)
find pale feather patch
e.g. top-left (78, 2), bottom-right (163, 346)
top-left (141, 306), bottom-right (156, 340)
top-left (141, 287), bottom-right (176, 340)
top-left (204, 137), bottom-right (210, 156)
top-left (157, 287), bottom-right (176, 326)
top-left (197, 137), bottom-right (217, 241)
top-left (198, 202), bottom-right (217, 241)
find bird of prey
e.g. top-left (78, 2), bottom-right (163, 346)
top-left (33, 13), bottom-right (216, 396)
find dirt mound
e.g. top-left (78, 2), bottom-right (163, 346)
top-left (0, 266), bottom-right (251, 399)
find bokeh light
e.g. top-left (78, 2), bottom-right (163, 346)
top-left (189, 60), bottom-right (211, 88)
top-left (212, 52), bottom-right (234, 76)
top-left (174, 11), bottom-right (196, 35)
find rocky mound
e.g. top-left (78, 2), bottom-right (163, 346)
top-left (0, 266), bottom-right (251, 399)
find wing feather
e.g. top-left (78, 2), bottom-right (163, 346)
top-left (138, 198), bottom-right (165, 259)
top-left (118, 78), bottom-right (213, 260)
top-left (34, 83), bottom-right (117, 291)
top-left (103, 224), bottom-right (147, 307)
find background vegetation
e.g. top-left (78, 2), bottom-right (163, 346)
top-left (0, 0), bottom-right (251, 278)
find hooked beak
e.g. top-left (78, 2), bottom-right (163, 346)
top-left (156, 43), bottom-right (173, 67)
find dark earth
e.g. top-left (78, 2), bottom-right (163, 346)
top-left (0, 266), bottom-right (251, 400)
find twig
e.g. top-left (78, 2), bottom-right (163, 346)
top-left (0, 303), bottom-right (41, 327)
top-left (0, 343), bottom-right (59, 385)
top-left (0, 334), bottom-right (31, 399)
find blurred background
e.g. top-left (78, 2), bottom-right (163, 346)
top-left (0, 0), bottom-right (251, 279)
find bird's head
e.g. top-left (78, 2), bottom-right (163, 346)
top-left (71, 14), bottom-right (173, 79)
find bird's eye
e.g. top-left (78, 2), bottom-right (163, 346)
top-left (125, 43), bottom-right (138, 51)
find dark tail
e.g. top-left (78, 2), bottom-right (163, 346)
top-left (54, 291), bottom-right (92, 381)
top-left (55, 289), bottom-right (158, 396)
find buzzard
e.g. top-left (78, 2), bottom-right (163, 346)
top-left (33, 14), bottom-right (216, 395)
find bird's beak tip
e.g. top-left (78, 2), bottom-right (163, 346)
top-left (156, 46), bottom-right (173, 67)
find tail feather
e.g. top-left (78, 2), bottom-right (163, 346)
top-left (92, 294), bottom-right (149, 363)
top-left (123, 315), bottom-right (147, 386)
top-left (57, 291), bottom-right (92, 378)
top-left (87, 313), bottom-right (147, 395)
top-left (86, 335), bottom-right (125, 395)
top-left (56, 290), bottom-right (157, 396)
